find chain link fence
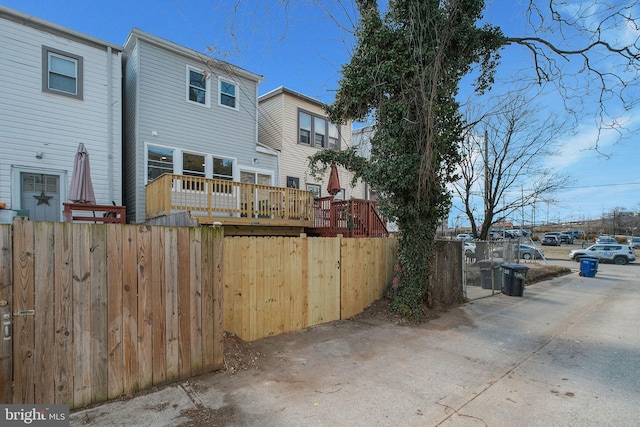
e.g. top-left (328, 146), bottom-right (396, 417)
top-left (463, 238), bottom-right (546, 291)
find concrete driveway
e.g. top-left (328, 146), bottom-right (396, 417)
top-left (71, 259), bottom-right (640, 426)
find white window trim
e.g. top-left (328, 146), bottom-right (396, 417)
top-left (10, 165), bottom-right (68, 213)
top-left (240, 167), bottom-right (274, 186)
top-left (186, 65), bottom-right (210, 107)
top-left (218, 76), bottom-right (239, 111)
top-left (145, 143), bottom-right (177, 185)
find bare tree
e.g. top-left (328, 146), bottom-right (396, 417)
top-left (453, 94), bottom-right (570, 240)
top-left (504, 1), bottom-right (640, 150)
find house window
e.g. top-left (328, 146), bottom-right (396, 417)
top-left (242, 171), bottom-right (272, 186)
top-left (187, 67), bottom-right (209, 106)
top-left (182, 152), bottom-right (205, 190)
top-left (219, 79), bottom-right (238, 109)
top-left (333, 189), bottom-right (345, 201)
top-left (306, 183), bottom-right (321, 198)
top-left (286, 176), bottom-right (300, 189)
top-left (298, 110), bottom-right (340, 148)
top-left (314, 117), bottom-right (326, 147)
top-left (213, 157), bottom-right (233, 180)
top-left (147, 146), bottom-right (174, 182)
top-left (42, 46), bottom-right (83, 99)
top-left (299, 113), bottom-right (311, 145)
top-left (328, 123), bottom-right (339, 150)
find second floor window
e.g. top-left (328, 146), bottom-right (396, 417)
top-left (298, 110), bottom-right (340, 149)
top-left (219, 79), bottom-right (238, 109)
top-left (187, 67), bottom-right (209, 106)
top-left (42, 46), bottom-right (83, 99)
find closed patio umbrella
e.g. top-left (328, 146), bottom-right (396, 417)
top-left (69, 143), bottom-right (96, 203)
top-left (326, 163), bottom-right (341, 196)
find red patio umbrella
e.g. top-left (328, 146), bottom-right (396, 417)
top-left (69, 143), bottom-right (96, 204)
top-left (327, 163), bottom-right (341, 196)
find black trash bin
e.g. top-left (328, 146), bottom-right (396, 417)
top-left (478, 260), bottom-right (502, 290)
top-left (501, 263), bottom-right (529, 296)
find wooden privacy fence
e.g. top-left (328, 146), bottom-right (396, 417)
top-left (0, 220), bottom-right (462, 409)
top-left (0, 219), bottom-right (224, 409)
top-left (223, 235), bottom-right (399, 342)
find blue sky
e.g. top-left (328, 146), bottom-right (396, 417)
top-left (3, 0), bottom-right (639, 224)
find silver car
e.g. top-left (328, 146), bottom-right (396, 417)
top-left (492, 244), bottom-right (544, 260)
top-left (569, 244), bottom-right (636, 265)
top-left (628, 237), bottom-right (640, 249)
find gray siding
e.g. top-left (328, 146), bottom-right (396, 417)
top-left (122, 42), bottom-right (139, 222)
top-left (123, 30), bottom-right (276, 223)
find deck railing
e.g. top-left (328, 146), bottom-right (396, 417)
top-left (310, 197), bottom-right (389, 237)
top-left (146, 174), bottom-right (314, 226)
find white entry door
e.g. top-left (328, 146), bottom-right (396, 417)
top-left (20, 173), bottom-right (61, 222)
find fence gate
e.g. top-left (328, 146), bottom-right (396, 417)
top-left (0, 220), bottom-right (225, 410)
top-left (0, 224), bottom-right (12, 404)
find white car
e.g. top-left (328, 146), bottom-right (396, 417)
top-left (456, 233), bottom-right (473, 241)
top-left (569, 244), bottom-right (636, 265)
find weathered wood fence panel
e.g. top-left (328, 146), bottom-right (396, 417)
top-left (224, 235), bottom-right (398, 342)
top-left (0, 219), bottom-right (224, 410)
top-left (430, 240), bottom-right (465, 307)
top-left (0, 223), bottom-right (13, 404)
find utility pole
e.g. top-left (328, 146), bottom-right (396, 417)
top-left (484, 128), bottom-right (489, 230)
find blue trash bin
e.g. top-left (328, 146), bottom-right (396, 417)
top-left (580, 258), bottom-right (598, 277)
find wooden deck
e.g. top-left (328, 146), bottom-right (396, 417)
top-left (146, 175), bottom-right (388, 237)
top-left (145, 174), bottom-right (314, 228)
top-left (306, 197), bottom-right (389, 237)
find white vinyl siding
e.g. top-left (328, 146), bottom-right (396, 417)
top-left (0, 12), bottom-right (122, 212)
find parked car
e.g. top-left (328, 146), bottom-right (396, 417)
top-left (492, 244), bottom-right (544, 260)
top-left (569, 244), bottom-right (635, 265)
top-left (464, 242), bottom-right (476, 259)
top-left (544, 232), bottom-right (573, 244)
top-left (566, 230), bottom-right (584, 239)
top-left (595, 236), bottom-right (617, 244)
top-left (495, 230), bottom-right (518, 239)
top-left (456, 233), bottom-right (474, 241)
top-left (541, 235), bottom-right (561, 246)
top-left (628, 237), bottom-right (640, 249)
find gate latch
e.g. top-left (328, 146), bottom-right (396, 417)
top-left (13, 310), bottom-right (35, 316)
top-left (2, 314), bottom-right (10, 341)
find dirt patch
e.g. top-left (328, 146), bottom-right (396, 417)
top-left (222, 332), bottom-right (263, 374)
top-left (176, 405), bottom-right (239, 427)
top-left (523, 263), bottom-right (572, 284)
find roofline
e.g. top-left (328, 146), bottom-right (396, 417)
top-left (125, 28), bottom-right (264, 83)
top-left (259, 86), bottom-right (327, 107)
top-left (0, 5), bottom-right (122, 52)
